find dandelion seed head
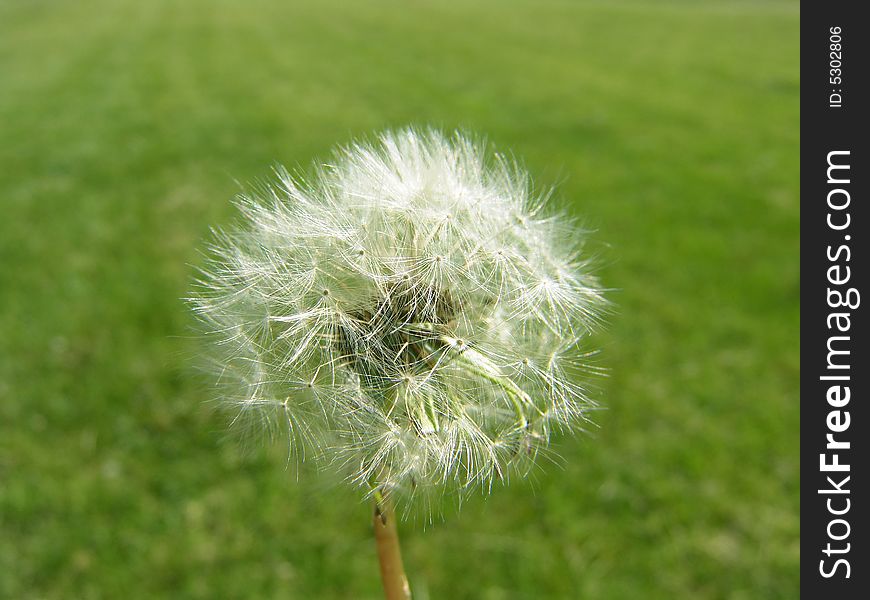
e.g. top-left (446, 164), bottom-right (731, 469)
top-left (189, 129), bottom-right (607, 512)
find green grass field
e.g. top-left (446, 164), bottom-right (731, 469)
top-left (0, 1), bottom-right (799, 598)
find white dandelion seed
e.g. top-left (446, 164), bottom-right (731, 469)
top-left (188, 129), bottom-right (607, 513)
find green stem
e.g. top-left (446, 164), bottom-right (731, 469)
top-left (439, 335), bottom-right (530, 427)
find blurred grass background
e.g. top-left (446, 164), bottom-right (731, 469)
top-left (0, 0), bottom-right (799, 598)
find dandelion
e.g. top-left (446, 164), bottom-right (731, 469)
top-left (189, 129), bottom-right (606, 599)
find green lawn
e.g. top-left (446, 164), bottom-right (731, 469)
top-left (0, 1), bottom-right (799, 598)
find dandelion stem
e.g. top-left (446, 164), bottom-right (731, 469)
top-left (373, 491), bottom-right (411, 600)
